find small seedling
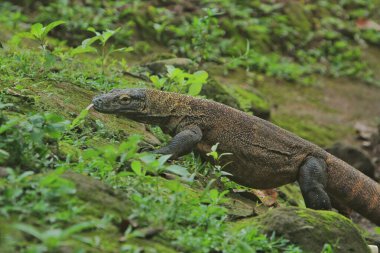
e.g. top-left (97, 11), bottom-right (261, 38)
top-left (150, 66), bottom-right (208, 96)
top-left (71, 27), bottom-right (133, 75)
top-left (19, 21), bottom-right (65, 51)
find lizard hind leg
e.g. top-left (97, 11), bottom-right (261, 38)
top-left (298, 156), bottom-right (332, 210)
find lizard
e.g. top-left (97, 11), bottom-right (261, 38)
top-left (92, 88), bottom-right (380, 225)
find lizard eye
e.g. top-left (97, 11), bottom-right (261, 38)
top-left (119, 94), bottom-right (131, 104)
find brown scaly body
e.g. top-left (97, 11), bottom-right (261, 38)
top-left (93, 88), bottom-right (380, 225)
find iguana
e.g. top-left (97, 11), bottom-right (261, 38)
top-left (92, 88), bottom-right (380, 225)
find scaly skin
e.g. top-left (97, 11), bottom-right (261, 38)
top-left (92, 88), bottom-right (380, 225)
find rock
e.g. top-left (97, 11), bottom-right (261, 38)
top-left (143, 58), bottom-right (198, 75)
top-left (201, 78), bottom-right (240, 109)
top-left (201, 78), bottom-right (271, 119)
top-left (61, 171), bottom-right (134, 218)
top-left (355, 122), bottom-right (377, 141)
top-left (233, 86), bottom-right (271, 120)
top-left (326, 142), bottom-right (375, 179)
top-left (233, 207), bottom-right (370, 253)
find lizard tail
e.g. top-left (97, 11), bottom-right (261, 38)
top-left (326, 155), bottom-right (380, 226)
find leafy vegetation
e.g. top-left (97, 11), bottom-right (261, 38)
top-left (0, 0), bottom-right (379, 252)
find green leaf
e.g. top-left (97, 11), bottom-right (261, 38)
top-left (69, 106), bottom-right (91, 130)
top-left (109, 46), bottom-right (134, 55)
top-left (192, 70), bottom-right (208, 84)
top-left (101, 29), bottom-right (119, 45)
top-left (82, 36), bottom-right (101, 47)
top-left (188, 82), bottom-right (203, 96)
top-left (165, 165), bottom-right (191, 177)
top-left (101, 30), bottom-right (116, 46)
top-left (131, 160), bottom-right (143, 176)
top-left (158, 154), bottom-right (172, 166)
top-left (70, 46), bottom-right (97, 56)
top-left (30, 23), bottom-right (44, 39)
top-left (42, 20), bottom-right (65, 38)
top-left (87, 27), bottom-right (100, 36)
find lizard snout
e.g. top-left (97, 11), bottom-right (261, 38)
top-left (92, 96), bottom-right (105, 110)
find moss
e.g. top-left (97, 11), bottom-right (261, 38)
top-left (230, 207), bottom-right (370, 253)
top-left (278, 183), bottom-right (305, 208)
top-left (273, 113), bottom-right (350, 147)
top-left (232, 86), bottom-right (271, 119)
top-left (58, 141), bottom-right (80, 161)
top-left (26, 81), bottom-right (160, 146)
top-left (61, 171), bottom-right (134, 218)
top-left (201, 78), bottom-right (240, 109)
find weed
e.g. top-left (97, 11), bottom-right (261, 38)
top-left (150, 66), bottom-right (208, 96)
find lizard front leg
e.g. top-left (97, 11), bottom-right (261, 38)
top-left (153, 125), bottom-right (202, 159)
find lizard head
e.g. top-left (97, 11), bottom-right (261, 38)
top-left (93, 88), bottom-right (193, 127)
top-left (92, 88), bottom-right (148, 115)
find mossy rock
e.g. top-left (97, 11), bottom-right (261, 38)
top-left (234, 207), bottom-right (369, 253)
top-left (201, 78), bottom-right (240, 109)
top-left (278, 183), bottom-right (305, 207)
top-left (25, 81), bottom-right (160, 146)
top-left (232, 86), bottom-right (271, 119)
top-left (202, 79), bottom-right (271, 119)
top-left (61, 171), bottom-right (134, 218)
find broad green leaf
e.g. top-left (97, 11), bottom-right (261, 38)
top-left (140, 153), bottom-right (157, 164)
top-left (192, 70), bottom-right (209, 84)
top-left (87, 27), bottom-right (100, 36)
top-left (158, 154), bottom-right (172, 166)
top-left (70, 46), bottom-right (97, 56)
top-left (82, 36), bottom-right (101, 47)
top-left (131, 160), bottom-right (143, 176)
top-left (150, 75), bottom-right (164, 89)
top-left (30, 23), bottom-right (43, 39)
top-left (101, 28), bottom-right (120, 45)
top-left (42, 20), bottom-right (65, 38)
top-left (165, 165), bottom-right (190, 177)
top-left (188, 82), bottom-right (203, 96)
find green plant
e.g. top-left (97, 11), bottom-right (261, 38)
top-left (0, 107), bottom-right (69, 170)
top-left (206, 143), bottom-right (233, 178)
top-left (168, 8), bottom-right (225, 62)
top-left (19, 21), bottom-right (65, 51)
top-left (150, 66), bottom-right (208, 96)
top-left (71, 27), bottom-right (133, 75)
